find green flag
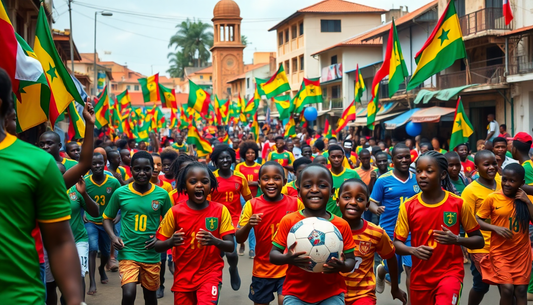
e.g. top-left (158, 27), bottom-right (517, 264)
top-left (449, 97), bottom-right (474, 150)
top-left (387, 19), bottom-right (409, 97)
top-left (273, 95), bottom-right (294, 121)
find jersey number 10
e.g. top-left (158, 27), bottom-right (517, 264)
top-left (134, 214), bottom-right (147, 231)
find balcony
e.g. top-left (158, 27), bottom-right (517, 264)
top-left (437, 64), bottom-right (505, 89)
top-left (459, 7), bottom-right (510, 37)
top-left (509, 55), bottom-right (533, 75)
top-left (321, 98), bottom-right (343, 110)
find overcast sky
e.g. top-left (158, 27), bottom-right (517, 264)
top-left (53, 0), bottom-right (429, 77)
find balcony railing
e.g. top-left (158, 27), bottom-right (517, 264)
top-left (509, 55), bottom-right (533, 75)
top-left (321, 98), bottom-right (343, 110)
top-left (459, 7), bottom-right (510, 37)
top-left (437, 64), bottom-right (505, 89)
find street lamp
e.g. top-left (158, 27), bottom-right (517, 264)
top-left (94, 11), bottom-right (113, 97)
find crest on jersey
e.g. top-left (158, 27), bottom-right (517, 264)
top-left (413, 185), bottom-right (420, 193)
top-left (69, 192), bottom-right (78, 201)
top-left (359, 241), bottom-right (372, 255)
top-left (254, 170), bottom-right (259, 174)
top-left (443, 212), bottom-right (457, 227)
top-left (152, 200), bottom-right (161, 211)
top-left (106, 187), bottom-right (112, 194)
top-left (206, 217), bottom-right (218, 231)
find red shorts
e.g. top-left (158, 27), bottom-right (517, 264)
top-left (173, 280), bottom-right (221, 305)
top-left (411, 277), bottom-right (462, 305)
top-left (346, 296), bottom-right (375, 305)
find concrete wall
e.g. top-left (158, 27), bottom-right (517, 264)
top-left (245, 65), bottom-right (271, 100)
top-left (341, 46), bottom-right (383, 108)
top-left (510, 81), bottom-right (533, 135)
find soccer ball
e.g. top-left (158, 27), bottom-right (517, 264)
top-left (287, 217), bottom-right (344, 273)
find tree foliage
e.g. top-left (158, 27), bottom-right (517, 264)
top-left (168, 18), bottom-right (213, 76)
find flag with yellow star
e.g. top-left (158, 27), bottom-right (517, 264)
top-left (294, 77), bottom-right (322, 113)
top-left (34, 5), bottom-right (85, 127)
top-left (261, 64), bottom-right (290, 98)
top-left (449, 97), bottom-right (474, 150)
top-left (407, 0), bottom-right (466, 90)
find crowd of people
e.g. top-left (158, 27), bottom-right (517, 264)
top-left (2, 67), bottom-right (533, 305)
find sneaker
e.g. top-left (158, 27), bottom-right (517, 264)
top-left (238, 243), bottom-right (245, 256)
top-left (375, 264), bottom-right (385, 294)
top-left (156, 285), bottom-right (164, 299)
top-left (249, 250), bottom-right (255, 259)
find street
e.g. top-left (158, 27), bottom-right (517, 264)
top-left (81, 243), bottom-right (504, 305)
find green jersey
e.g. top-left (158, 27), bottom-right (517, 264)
top-left (172, 142), bottom-right (188, 153)
top-left (104, 183), bottom-right (172, 263)
top-left (328, 168), bottom-right (361, 217)
top-left (61, 157), bottom-right (78, 171)
top-left (0, 134), bottom-right (71, 304)
top-left (267, 150), bottom-right (295, 167)
top-left (522, 160), bottom-right (533, 185)
top-left (450, 177), bottom-right (466, 195)
top-left (67, 187), bottom-right (88, 242)
top-left (84, 175), bottom-right (121, 224)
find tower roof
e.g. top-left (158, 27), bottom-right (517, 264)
top-left (213, 0), bottom-right (241, 19)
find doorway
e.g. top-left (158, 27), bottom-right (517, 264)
top-left (468, 101), bottom-right (496, 151)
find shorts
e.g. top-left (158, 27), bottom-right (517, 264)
top-left (249, 276), bottom-right (284, 304)
top-left (76, 241), bottom-right (89, 277)
top-left (383, 252), bottom-right (411, 284)
top-left (469, 254), bottom-right (489, 294)
top-left (346, 296), bottom-right (375, 305)
top-left (44, 249), bottom-right (55, 283)
top-left (118, 260), bottom-right (160, 291)
top-left (283, 293), bottom-right (344, 305)
top-left (85, 222), bottom-right (111, 256)
top-left (174, 280), bottom-right (221, 305)
top-left (410, 277), bottom-right (462, 305)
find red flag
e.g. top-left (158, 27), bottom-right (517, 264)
top-left (503, 0), bottom-right (513, 25)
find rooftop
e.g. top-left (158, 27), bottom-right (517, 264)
top-left (213, 0), bottom-right (241, 19)
top-left (226, 63), bottom-right (269, 83)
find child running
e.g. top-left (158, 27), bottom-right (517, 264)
top-left (235, 140), bottom-right (262, 197)
top-left (155, 162), bottom-right (235, 305)
top-left (209, 144), bottom-right (253, 290)
top-left (327, 144), bottom-right (361, 217)
top-left (270, 163), bottom-right (356, 304)
top-left (337, 178), bottom-right (407, 305)
top-left (394, 151), bottom-right (484, 305)
top-left (103, 151), bottom-right (172, 305)
top-left (476, 163), bottom-right (533, 305)
top-left (236, 161), bottom-right (304, 305)
top-left (168, 154), bottom-right (197, 205)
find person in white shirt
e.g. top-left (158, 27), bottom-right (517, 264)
top-left (492, 137), bottom-right (518, 171)
top-left (486, 114), bottom-right (500, 141)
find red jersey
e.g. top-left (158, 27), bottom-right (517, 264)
top-left (210, 170), bottom-right (251, 226)
top-left (156, 201), bottom-right (234, 291)
top-left (394, 192), bottom-right (480, 290)
top-left (238, 195), bottom-right (304, 278)
top-left (169, 189), bottom-right (189, 206)
top-left (272, 211), bottom-right (356, 303)
top-left (32, 225), bottom-right (44, 263)
top-left (159, 175), bottom-right (175, 189)
top-left (461, 160), bottom-right (475, 175)
top-left (235, 162), bottom-right (261, 197)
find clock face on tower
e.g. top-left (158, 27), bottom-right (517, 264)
top-left (223, 54), bottom-right (238, 73)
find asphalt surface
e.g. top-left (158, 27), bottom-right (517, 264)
top-left (78, 242), bottom-right (506, 305)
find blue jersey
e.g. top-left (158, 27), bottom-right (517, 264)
top-left (370, 171), bottom-right (419, 236)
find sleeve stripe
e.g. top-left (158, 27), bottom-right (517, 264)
top-left (37, 215), bottom-right (71, 223)
top-left (272, 241), bottom-right (285, 250)
top-left (343, 248), bottom-right (355, 254)
top-left (102, 213), bottom-right (113, 220)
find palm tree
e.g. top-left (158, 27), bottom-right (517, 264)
top-left (166, 51), bottom-right (191, 78)
top-left (168, 18), bottom-right (213, 68)
top-left (241, 35), bottom-right (248, 47)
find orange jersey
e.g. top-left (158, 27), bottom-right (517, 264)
top-left (210, 170), bottom-right (251, 226)
top-left (272, 211), bottom-right (356, 303)
top-left (355, 166), bottom-right (376, 186)
top-left (477, 191), bottom-right (533, 285)
top-left (461, 180), bottom-right (501, 254)
top-left (235, 162), bottom-right (261, 197)
top-left (169, 189), bottom-right (188, 206)
top-left (394, 192), bottom-right (480, 290)
top-left (342, 220), bottom-right (395, 303)
top-left (238, 195), bottom-right (304, 278)
top-left (156, 201), bottom-right (234, 291)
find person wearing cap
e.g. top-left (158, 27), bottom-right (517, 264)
top-left (343, 140), bottom-right (358, 168)
top-left (486, 114), bottom-right (500, 141)
top-left (510, 132), bottom-right (533, 186)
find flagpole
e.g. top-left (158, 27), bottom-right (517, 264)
top-left (464, 57), bottom-right (472, 85)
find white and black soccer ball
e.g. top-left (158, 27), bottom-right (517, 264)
top-left (287, 217), bottom-right (344, 273)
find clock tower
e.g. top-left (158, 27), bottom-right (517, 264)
top-left (211, 0), bottom-right (245, 99)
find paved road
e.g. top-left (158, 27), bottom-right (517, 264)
top-left (81, 246), bottom-right (504, 305)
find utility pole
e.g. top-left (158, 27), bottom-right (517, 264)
top-left (68, 0), bottom-right (74, 74)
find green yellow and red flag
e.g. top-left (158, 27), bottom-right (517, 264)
top-left (139, 73), bottom-right (160, 102)
top-left (238, 94), bottom-right (247, 123)
top-left (261, 65), bottom-right (291, 98)
top-left (354, 64), bottom-right (365, 104)
top-left (95, 85), bottom-right (110, 128)
top-left (67, 102), bottom-right (85, 140)
top-left (215, 95), bottom-right (229, 126)
top-left (186, 119), bottom-right (213, 157)
top-left (407, 0), bottom-right (466, 90)
top-left (324, 118), bottom-right (336, 139)
top-left (187, 80), bottom-right (210, 119)
top-left (169, 107), bottom-right (178, 129)
top-left (449, 97), bottom-right (474, 150)
top-left (178, 105), bottom-right (190, 128)
top-left (35, 5), bottom-right (85, 127)
top-left (367, 87), bottom-right (379, 131)
top-left (116, 89), bottom-right (132, 117)
top-left (255, 78), bottom-right (267, 97)
top-left (244, 95), bottom-right (258, 121)
top-left (336, 100), bottom-right (356, 133)
top-left (159, 84), bottom-right (177, 108)
top-left (298, 111), bottom-right (308, 128)
top-left (283, 115), bottom-right (296, 138)
top-left (250, 112), bottom-right (260, 143)
top-left (273, 95), bottom-right (293, 121)
top-left (294, 78), bottom-right (322, 113)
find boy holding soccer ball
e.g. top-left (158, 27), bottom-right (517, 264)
top-left (270, 164), bottom-right (356, 305)
top-left (236, 161), bottom-right (304, 305)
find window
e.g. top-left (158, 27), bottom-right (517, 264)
top-left (279, 32), bottom-right (283, 45)
top-left (200, 75), bottom-right (204, 79)
top-left (210, 76), bottom-right (212, 81)
top-left (127, 85), bottom-right (131, 90)
top-left (285, 60), bottom-right (290, 74)
top-left (299, 22), bottom-right (304, 36)
top-left (134, 85), bottom-right (139, 91)
top-left (300, 56), bottom-right (304, 71)
top-left (285, 30), bottom-right (289, 43)
top-left (111, 84), bottom-right (117, 91)
top-left (246, 78), bottom-right (250, 89)
top-left (331, 55), bottom-right (338, 65)
top-left (292, 58), bottom-right (298, 73)
top-left (322, 87), bottom-right (328, 98)
top-left (321, 20), bottom-right (341, 32)
top-left (331, 85), bottom-right (340, 99)
top-left (291, 25), bottom-right (297, 39)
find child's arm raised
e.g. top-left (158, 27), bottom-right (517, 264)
top-left (196, 229), bottom-right (234, 252)
top-left (270, 242), bottom-right (311, 268)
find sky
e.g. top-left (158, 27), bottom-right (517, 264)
top-left (53, 0), bottom-right (429, 77)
